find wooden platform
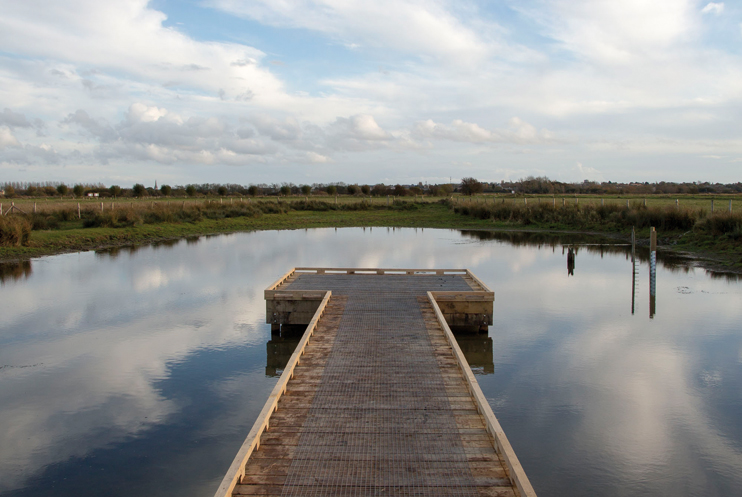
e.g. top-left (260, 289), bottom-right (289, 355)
top-left (215, 269), bottom-right (535, 497)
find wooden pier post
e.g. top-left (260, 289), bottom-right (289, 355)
top-left (650, 227), bottom-right (657, 319)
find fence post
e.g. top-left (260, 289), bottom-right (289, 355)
top-left (101, 202), bottom-right (103, 212)
top-left (711, 199), bottom-right (714, 212)
top-left (387, 195), bottom-right (390, 206)
top-left (601, 198), bottom-right (604, 206)
top-left (626, 199), bottom-right (629, 208)
top-left (643, 198), bottom-right (646, 207)
top-left (77, 203), bottom-right (81, 219)
top-left (730, 200), bottom-right (733, 213)
top-left (34, 202), bottom-right (37, 213)
top-left (1, 203), bottom-right (3, 216)
top-left (676, 199), bottom-right (679, 208)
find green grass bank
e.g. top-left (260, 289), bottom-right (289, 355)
top-left (1, 199), bottom-right (740, 272)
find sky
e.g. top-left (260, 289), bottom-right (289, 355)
top-left (0, 0), bottom-right (741, 187)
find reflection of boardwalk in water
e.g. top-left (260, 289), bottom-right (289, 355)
top-left (217, 268), bottom-right (534, 497)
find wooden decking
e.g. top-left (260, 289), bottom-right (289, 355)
top-left (215, 269), bottom-right (535, 497)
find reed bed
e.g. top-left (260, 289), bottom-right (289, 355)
top-left (449, 199), bottom-right (742, 237)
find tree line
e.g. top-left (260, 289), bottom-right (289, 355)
top-left (1, 177), bottom-right (740, 199)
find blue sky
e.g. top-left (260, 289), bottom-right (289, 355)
top-left (0, 0), bottom-right (741, 186)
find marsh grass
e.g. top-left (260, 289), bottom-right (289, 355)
top-left (449, 199), bottom-right (741, 237)
top-left (0, 216), bottom-right (32, 246)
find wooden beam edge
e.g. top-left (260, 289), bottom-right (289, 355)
top-left (213, 290), bottom-right (332, 497)
top-left (427, 292), bottom-right (536, 497)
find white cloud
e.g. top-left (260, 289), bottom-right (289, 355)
top-left (573, 161), bottom-right (603, 181)
top-left (0, 127), bottom-right (21, 149)
top-left (412, 117), bottom-right (556, 144)
top-left (701, 3), bottom-right (724, 15)
top-left (209, 0), bottom-right (494, 65)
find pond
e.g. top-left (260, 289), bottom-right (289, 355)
top-left (1, 228), bottom-right (740, 497)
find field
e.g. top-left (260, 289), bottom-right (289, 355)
top-left (1, 192), bottom-right (739, 215)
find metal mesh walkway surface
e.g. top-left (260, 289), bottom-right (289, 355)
top-left (224, 272), bottom-right (524, 497)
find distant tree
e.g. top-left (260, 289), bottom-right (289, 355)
top-left (42, 186), bottom-right (56, 196)
top-left (26, 186), bottom-right (37, 196)
top-left (459, 178), bottom-right (483, 196)
top-left (186, 185), bottom-right (197, 197)
top-left (347, 185), bottom-right (360, 195)
top-left (301, 185), bottom-right (311, 195)
top-left (439, 184), bottom-right (453, 196)
top-left (280, 185), bottom-right (291, 196)
top-left (429, 185), bottom-right (440, 196)
top-left (160, 184), bottom-right (172, 196)
top-left (247, 185), bottom-right (259, 196)
top-left (109, 185), bottom-right (122, 197)
top-left (56, 184), bottom-right (69, 196)
top-left (326, 185), bottom-right (337, 195)
top-left (218, 186), bottom-right (228, 196)
top-left (4, 185), bottom-right (15, 198)
top-left (393, 184), bottom-right (408, 196)
top-left (361, 185), bottom-right (370, 195)
top-left (73, 184), bottom-right (85, 197)
top-left (410, 186), bottom-right (423, 195)
top-left (371, 184), bottom-right (387, 196)
top-left (133, 183), bottom-right (146, 197)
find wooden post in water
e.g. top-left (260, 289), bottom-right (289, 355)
top-left (631, 226), bottom-right (636, 315)
top-left (650, 227), bottom-right (657, 319)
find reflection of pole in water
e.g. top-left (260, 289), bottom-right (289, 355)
top-left (649, 227), bottom-right (657, 318)
top-left (632, 227), bottom-right (637, 313)
top-left (567, 247), bottom-right (575, 276)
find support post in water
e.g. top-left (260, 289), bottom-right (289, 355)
top-left (632, 226), bottom-right (638, 310)
top-left (650, 227), bottom-right (657, 319)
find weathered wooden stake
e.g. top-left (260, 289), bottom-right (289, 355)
top-left (626, 199), bottom-right (629, 208)
top-left (675, 199), bottom-right (679, 208)
top-left (34, 202), bottom-right (37, 213)
top-left (643, 198), bottom-right (647, 207)
top-left (730, 200), bottom-right (733, 213)
top-left (649, 227), bottom-right (657, 318)
top-left (601, 198), bottom-right (604, 206)
top-left (711, 199), bottom-right (714, 212)
top-left (77, 203), bottom-right (81, 219)
top-left (100, 202), bottom-right (103, 212)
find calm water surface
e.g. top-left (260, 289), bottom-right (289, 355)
top-left (0, 228), bottom-right (741, 496)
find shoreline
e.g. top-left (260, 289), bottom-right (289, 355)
top-left (1, 205), bottom-right (740, 275)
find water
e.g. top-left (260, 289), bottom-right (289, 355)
top-left (0, 228), bottom-right (740, 496)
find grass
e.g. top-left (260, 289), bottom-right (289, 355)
top-left (1, 197), bottom-right (740, 271)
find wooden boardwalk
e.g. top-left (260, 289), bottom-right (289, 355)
top-left (216, 269), bottom-right (535, 497)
